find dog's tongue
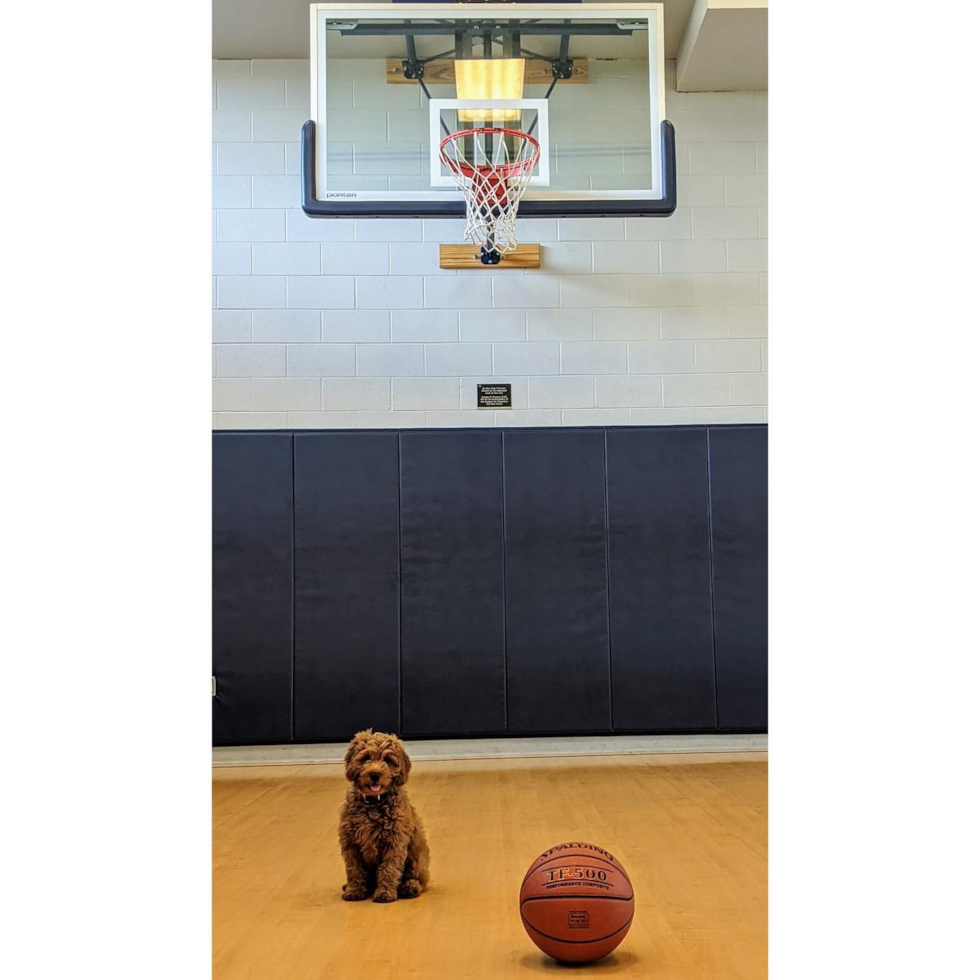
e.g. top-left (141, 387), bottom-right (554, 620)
top-left (368, 784), bottom-right (382, 794)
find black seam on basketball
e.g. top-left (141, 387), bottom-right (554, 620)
top-left (520, 892), bottom-right (634, 904)
top-left (520, 854), bottom-right (629, 887)
top-left (520, 910), bottom-right (635, 945)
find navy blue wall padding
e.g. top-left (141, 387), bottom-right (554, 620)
top-left (212, 433), bottom-right (294, 745)
top-left (212, 425), bottom-right (767, 745)
top-left (399, 431), bottom-right (506, 736)
top-left (502, 430), bottom-right (611, 733)
top-left (708, 426), bottom-right (768, 729)
top-left (606, 428), bottom-right (717, 730)
top-left (293, 433), bottom-right (400, 741)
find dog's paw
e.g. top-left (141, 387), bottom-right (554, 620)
top-left (398, 879), bottom-right (424, 898)
top-left (342, 887), bottom-right (370, 902)
top-left (372, 890), bottom-right (398, 903)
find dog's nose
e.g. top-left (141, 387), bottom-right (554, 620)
top-left (368, 771), bottom-right (381, 782)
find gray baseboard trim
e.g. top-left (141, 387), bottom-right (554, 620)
top-left (212, 733), bottom-right (767, 768)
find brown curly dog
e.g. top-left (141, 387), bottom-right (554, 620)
top-left (339, 730), bottom-right (430, 903)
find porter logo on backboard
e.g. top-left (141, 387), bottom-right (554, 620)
top-left (477, 384), bottom-right (511, 409)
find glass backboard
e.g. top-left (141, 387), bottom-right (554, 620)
top-left (303, 3), bottom-right (674, 217)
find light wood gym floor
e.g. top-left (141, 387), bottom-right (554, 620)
top-left (213, 753), bottom-right (767, 980)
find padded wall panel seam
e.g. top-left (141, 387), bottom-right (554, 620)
top-left (503, 429), bottom-right (611, 734)
top-left (706, 429), bottom-right (720, 727)
top-left (293, 432), bottom-right (401, 741)
top-left (399, 430), bottom-right (506, 736)
top-left (603, 432), bottom-right (615, 731)
top-left (606, 427), bottom-right (717, 731)
top-left (501, 432), bottom-right (509, 733)
top-left (397, 434), bottom-right (403, 736)
top-left (291, 435), bottom-right (296, 742)
top-left (212, 432), bottom-right (294, 746)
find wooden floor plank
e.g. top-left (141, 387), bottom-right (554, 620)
top-left (214, 756), bottom-right (767, 979)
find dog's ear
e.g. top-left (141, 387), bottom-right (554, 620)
top-left (344, 730), bottom-right (371, 782)
top-left (392, 737), bottom-right (412, 786)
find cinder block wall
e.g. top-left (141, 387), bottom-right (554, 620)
top-left (212, 59), bottom-right (767, 429)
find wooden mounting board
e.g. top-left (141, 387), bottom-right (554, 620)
top-left (385, 58), bottom-right (588, 85)
top-left (439, 244), bottom-right (541, 269)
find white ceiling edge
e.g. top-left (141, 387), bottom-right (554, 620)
top-left (213, 0), bottom-right (698, 62)
top-left (212, 1), bottom-right (767, 93)
top-left (676, 0), bottom-right (768, 92)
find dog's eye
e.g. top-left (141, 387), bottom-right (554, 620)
top-left (359, 753), bottom-right (371, 764)
top-left (384, 756), bottom-right (398, 768)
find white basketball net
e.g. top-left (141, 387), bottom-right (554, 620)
top-left (439, 127), bottom-right (541, 257)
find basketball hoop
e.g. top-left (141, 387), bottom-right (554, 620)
top-left (439, 126), bottom-right (541, 264)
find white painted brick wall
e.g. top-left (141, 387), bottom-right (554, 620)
top-left (213, 59), bottom-right (767, 429)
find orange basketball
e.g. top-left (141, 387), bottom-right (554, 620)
top-left (519, 841), bottom-right (634, 963)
